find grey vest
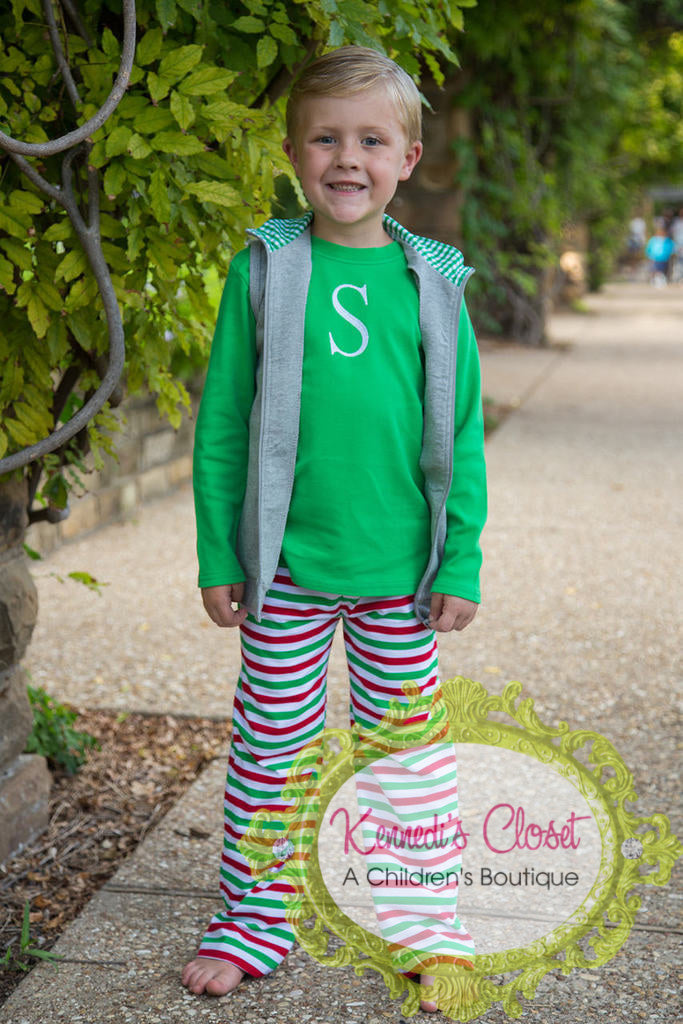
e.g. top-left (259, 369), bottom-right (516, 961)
top-left (238, 216), bottom-right (474, 624)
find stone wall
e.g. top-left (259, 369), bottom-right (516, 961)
top-left (0, 479), bottom-right (51, 865)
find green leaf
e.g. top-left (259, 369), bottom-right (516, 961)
top-left (0, 359), bottom-right (22, 405)
top-left (22, 341), bottom-right (51, 381)
top-left (15, 400), bottom-right (51, 436)
top-left (170, 90), bottom-right (195, 131)
top-left (65, 277), bottom-right (94, 312)
top-left (8, 190), bottom-right (43, 215)
top-left (26, 293), bottom-right (50, 337)
top-left (88, 139), bottom-right (107, 168)
top-left (42, 220), bottom-right (73, 242)
top-left (1, 238), bottom-right (32, 271)
top-left (178, 66), bottom-right (236, 95)
top-left (269, 22), bottom-right (298, 46)
top-left (101, 241), bottom-right (129, 272)
top-left (232, 15), bottom-right (265, 32)
top-left (0, 205), bottom-right (30, 238)
top-left (149, 166), bottom-right (171, 223)
top-left (257, 35), bottom-right (278, 69)
top-left (0, 255), bottom-right (15, 292)
top-left (328, 20), bottom-right (344, 47)
top-left (6, 418), bottom-right (39, 447)
top-left (126, 227), bottom-right (145, 262)
top-left (132, 106), bottom-right (175, 134)
top-left (103, 162), bottom-right (127, 197)
top-left (201, 97), bottom-right (249, 137)
top-left (101, 27), bottom-right (119, 59)
top-left (449, 8), bottom-right (464, 31)
top-left (177, 0), bottom-right (203, 18)
top-left (27, 948), bottom-right (65, 964)
top-left (151, 131), bottom-right (205, 155)
top-left (136, 27), bottom-right (164, 65)
top-left (158, 45), bottom-right (203, 82)
top-left (55, 249), bottom-right (87, 283)
top-left (148, 71), bottom-right (174, 103)
top-left (0, 45), bottom-right (23, 74)
top-left (41, 474), bottom-right (69, 511)
top-left (67, 571), bottom-right (107, 594)
top-left (126, 133), bottom-right (152, 159)
top-left (105, 125), bottom-right (132, 158)
top-left (147, 236), bottom-right (179, 279)
top-left (156, 0), bottom-right (177, 32)
top-left (192, 151), bottom-right (236, 181)
top-left (184, 181), bottom-right (241, 206)
top-left (45, 317), bottom-right (68, 362)
top-left (35, 278), bottom-right (63, 311)
top-left (0, 75), bottom-right (21, 98)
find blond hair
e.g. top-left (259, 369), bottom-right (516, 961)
top-left (286, 46), bottom-right (422, 144)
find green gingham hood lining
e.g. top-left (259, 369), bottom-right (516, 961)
top-left (248, 213), bottom-right (473, 285)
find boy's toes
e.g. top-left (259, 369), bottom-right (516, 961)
top-left (181, 957), bottom-right (244, 996)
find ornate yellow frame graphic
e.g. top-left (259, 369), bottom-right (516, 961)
top-left (239, 678), bottom-right (681, 1020)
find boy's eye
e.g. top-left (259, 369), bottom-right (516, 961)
top-left (362, 136), bottom-right (382, 146)
top-left (316, 135), bottom-right (336, 144)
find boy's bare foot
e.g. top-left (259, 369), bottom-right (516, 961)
top-left (420, 974), bottom-right (438, 1013)
top-left (181, 956), bottom-right (245, 996)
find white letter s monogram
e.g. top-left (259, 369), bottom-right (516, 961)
top-left (329, 283), bottom-right (369, 357)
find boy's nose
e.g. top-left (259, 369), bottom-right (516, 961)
top-left (335, 141), bottom-right (361, 167)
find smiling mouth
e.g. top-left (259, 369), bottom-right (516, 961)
top-left (328, 183), bottom-right (365, 192)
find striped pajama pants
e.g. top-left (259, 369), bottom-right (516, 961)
top-left (196, 567), bottom-right (472, 976)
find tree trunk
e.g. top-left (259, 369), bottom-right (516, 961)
top-left (0, 477), bottom-right (51, 866)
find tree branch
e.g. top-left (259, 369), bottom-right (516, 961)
top-left (0, 0), bottom-right (135, 159)
top-left (42, 0), bottom-right (81, 109)
top-left (59, 0), bottom-right (94, 47)
top-left (60, 143), bottom-right (88, 232)
top-left (87, 158), bottom-right (100, 233)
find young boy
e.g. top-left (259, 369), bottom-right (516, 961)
top-left (182, 46), bottom-right (487, 1008)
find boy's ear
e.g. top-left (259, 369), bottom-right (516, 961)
top-left (399, 140), bottom-right (423, 182)
top-left (282, 137), bottom-right (299, 173)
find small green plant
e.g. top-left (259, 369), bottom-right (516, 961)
top-left (1, 902), bottom-right (63, 973)
top-left (24, 686), bottom-right (99, 775)
top-left (23, 545), bottom-right (108, 596)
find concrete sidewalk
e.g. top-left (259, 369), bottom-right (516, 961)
top-left (4, 282), bottom-right (682, 1023)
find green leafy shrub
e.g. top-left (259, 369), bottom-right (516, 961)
top-left (24, 686), bottom-right (99, 775)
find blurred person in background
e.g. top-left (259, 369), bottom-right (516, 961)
top-left (645, 221), bottom-right (675, 288)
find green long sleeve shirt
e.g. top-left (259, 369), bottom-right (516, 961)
top-left (193, 237), bottom-right (486, 602)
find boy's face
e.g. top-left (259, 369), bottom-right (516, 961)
top-left (283, 88), bottom-right (422, 246)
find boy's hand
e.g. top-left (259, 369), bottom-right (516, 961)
top-left (201, 583), bottom-right (248, 628)
top-left (429, 593), bottom-right (478, 632)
